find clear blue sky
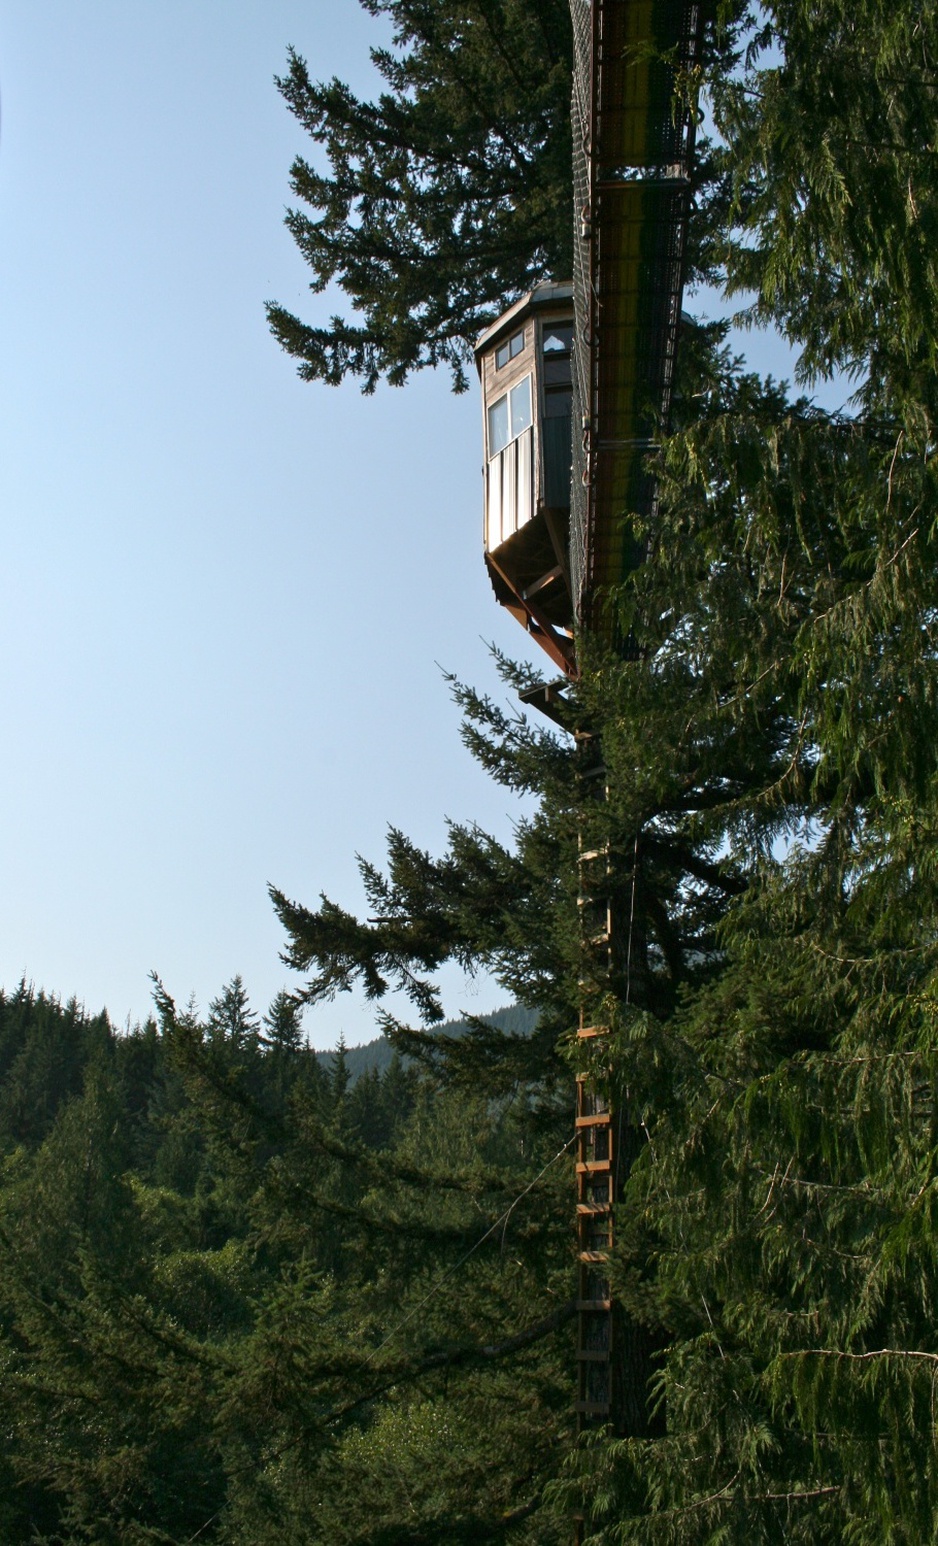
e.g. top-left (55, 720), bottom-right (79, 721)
top-left (0, 1), bottom-right (537, 1045)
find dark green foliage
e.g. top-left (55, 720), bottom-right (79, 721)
top-left (713, 0), bottom-right (938, 411)
top-left (267, 0), bottom-right (574, 390)
top-left (0, 982), bottom-right (111, 1149)
top-left (0, 978), bottom-right (575, 1543)
top-left (207, 974), bottom-right (259, 1051)
top-left (263, 987), bottom-right (304, 1054)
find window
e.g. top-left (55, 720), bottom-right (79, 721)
top-left (509, 376), bottom-right (531, 436)
top-left (541, 320), bottom-right (572, 418)
top-left (542, 323), bottom-right (573, 354)
top-left (495, 328), bottom-right (525, 370)
top-left (488, 394), bottom-right (509, 455)
top-left (487, 375), bottom-right (532, 455)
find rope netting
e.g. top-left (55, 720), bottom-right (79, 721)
top-left (568, 0), bottom-right (705, 630)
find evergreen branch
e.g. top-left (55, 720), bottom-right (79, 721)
top-left (246, 1297), bottom-right (576, 1487)
top-left (260, 1165), bottom-right (552, 1251)
top-left (337, 1492), bottom-right (543, 1545)
top-left (758, 1487), bottom-right (842, 1501)
top-left (779, 1348), bottom-right (938, 1366)
top-left (291, 1116), bottom-right (538, 1200)
top-left (323, 1298), bottom-right (577, 1428)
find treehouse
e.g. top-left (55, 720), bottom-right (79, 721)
top-left (474, 283), bottom-right (576, 676)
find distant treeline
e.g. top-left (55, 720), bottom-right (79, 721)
top-left (0, 976), bottom-right (538, 1150)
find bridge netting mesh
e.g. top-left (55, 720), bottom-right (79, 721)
top-left (569, 0), bottom-right (705, 633)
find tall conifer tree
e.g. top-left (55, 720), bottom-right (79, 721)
top-left (269, 1), bottom-right (938, 1538)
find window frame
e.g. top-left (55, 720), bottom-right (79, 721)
top-left (487, 373), bottom-right (533, 457)
top-left (495, 327), bottom-right (526, 371)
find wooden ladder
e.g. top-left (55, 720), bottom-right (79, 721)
top-left (575, 831), bottom-right (616, 1426)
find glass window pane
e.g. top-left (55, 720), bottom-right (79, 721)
top-left (509, 376), bottom-right (532, 438)
top-left (488, 393), bottom-right (510, 454)
top-left (495, 341), bottom-right (510, 370)
top-left (509, 328), bottom-right (525, 359)
top-left (543, 324), bottom-right (573, 354)
top-left (544, 354), bottom-right (572, 387)
top-left (544, 387), bottom-right (572, 419)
